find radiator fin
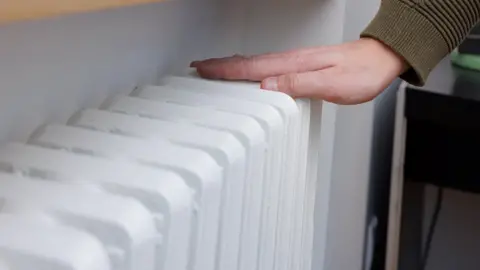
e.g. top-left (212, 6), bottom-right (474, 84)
top-left (0, 75), bottom-right (316, 270)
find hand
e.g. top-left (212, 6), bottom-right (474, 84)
top-left (190, 38), bottom-right (407, 104)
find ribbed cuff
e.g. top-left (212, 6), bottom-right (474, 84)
top-left (361, 0), bottom-right (449, 86)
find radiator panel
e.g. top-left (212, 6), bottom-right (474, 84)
top-left (68, 109), bottom-right (248, 270)
top-left (103, 95), bottom-right (269, 270)
top-left (162, 74), bottom-right (311, 270)
top-left (0, 143), bottom-right (194, 270)
top-left (0, 76), bottom-right (316, 270)
top-left (0, 214), bottom-right (111, 270)
top-left (0, 172), bottom-right (158, 270)
top-left (134, 85), bottom-right (287, 270)
top-left (28, 126), bottom-right (222, 270)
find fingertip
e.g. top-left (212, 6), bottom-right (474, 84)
top-left (195, 66), bottom-right (220, 79)
top-left (195, 67), bottom-right (208, 78)
top-left (261, 77), bottom-right (279, 91)
top-left (190, 61), bottom-right (200, 67)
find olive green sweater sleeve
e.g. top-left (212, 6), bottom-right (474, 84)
top-left (361, 0), bottom-right (480, 85)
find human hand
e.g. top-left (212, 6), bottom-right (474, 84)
top-left (190, 38), bottom-right (407, 104)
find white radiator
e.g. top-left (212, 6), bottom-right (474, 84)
top-left (0, 73), bottom-right (316, 270)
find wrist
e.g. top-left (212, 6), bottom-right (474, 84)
top-left (361, 37), bottom-right (409, 75)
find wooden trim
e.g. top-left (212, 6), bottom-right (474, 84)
top-left (0, 0), bottom-right (166, 24)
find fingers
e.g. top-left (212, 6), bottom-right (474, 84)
top-left (191, 47), bottom-right (340, 81)
top-left (190, 54), bottom-right (244, 68)
top-left (261, 70), bottom-right (346, 103)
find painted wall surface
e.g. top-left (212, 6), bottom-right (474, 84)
top-left (0, 0), bottom-right (222, 142)
top-left (324, 1), bottom-right (384, 270)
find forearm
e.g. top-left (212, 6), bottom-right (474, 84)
top-left (361, 0), bottom-right (480, 85)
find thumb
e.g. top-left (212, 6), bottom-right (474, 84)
top-left (261, 70), bottom-right (339, 102)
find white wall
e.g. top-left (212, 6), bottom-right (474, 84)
top-left (0, 0), bottom-right (222, 142)
top-left (322, 1), bottom-right (382, 270)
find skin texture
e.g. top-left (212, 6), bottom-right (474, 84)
top-left (191, 38), bottom-right (408, 105)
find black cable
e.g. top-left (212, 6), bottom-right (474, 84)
top-left (420, 187), bottom-right (444, 270)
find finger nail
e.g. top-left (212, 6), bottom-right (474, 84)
top-left (190, 61), bottom-right (200, 67)
top-left (262, 77), bottom-right (279, 91)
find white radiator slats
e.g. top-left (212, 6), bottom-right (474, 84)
top-left (0, 75), bottom-right (316, 270)
top-left (0, 214), bottom-right (111, 270)
top-left (0, 143), bottom-right (193, 270)
top-left (0, 172), bottom-right (158, 270)
top-left (155, 75), bottom-right (311, 270)
top-left (103, 96), bottom-right (268, 270)
top-left (295, 102), bottom-right (312, 270)
top-left (29, 124), bottom-right (224, 270)
top-left (134, 85), bottom-right (287, 270)
top-left (68, 109), bottom-right (248, 270)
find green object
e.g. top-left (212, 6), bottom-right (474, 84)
top-left (451, 49), bottom-right (480, 72)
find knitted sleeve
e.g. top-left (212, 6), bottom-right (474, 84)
top-left (361, 0), bottom-right (480, 85)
